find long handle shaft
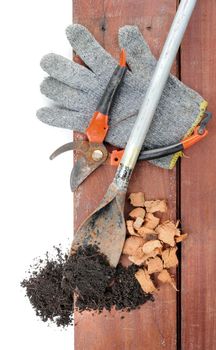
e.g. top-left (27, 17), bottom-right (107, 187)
top-left (115, 0), bottom-right (197, 190)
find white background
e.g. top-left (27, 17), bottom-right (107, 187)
top-left (0, 1), bottom-right (74, 349)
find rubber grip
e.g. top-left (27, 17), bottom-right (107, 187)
top-left (96, 66), bottom-right (127, 115)
top-left (138, 143), bottom-right (183, 161)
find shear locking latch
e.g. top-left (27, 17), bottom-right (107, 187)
top-left (198, 111), bottom-right (212, 135)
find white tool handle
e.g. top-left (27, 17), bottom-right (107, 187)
top-left (121, 0), bottom-right (197, 170)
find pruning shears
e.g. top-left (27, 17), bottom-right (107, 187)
top-left (50, 50), bottom-right (212, 191)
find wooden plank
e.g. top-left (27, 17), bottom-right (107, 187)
top-left (73, 1), bottom-right (178, 349)
top-left (181, 1), bottom-right (216, 349)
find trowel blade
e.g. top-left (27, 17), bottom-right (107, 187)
top-left (71, 182), bottom-right (126, 267)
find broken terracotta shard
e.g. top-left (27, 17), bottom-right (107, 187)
top-left (135, 269), bottom-right (156, 293)
top-left (142, 240), bottom-right (162, 255)
top-left (133, 217), bottom-right (144, 230)
top-left (144, 213), bottom-right (160, 229)
top-left (129, 207), bottom-right (146, 219)
top-left (155, 220), bottom-right (180, 246)
top-left (137, 226), bottom-right (156, 238)
top-left (144, 199), bottom-right (167, 213)
top-left (157, 269), bottom-right (177, 291)
top-left (146, 257), bottom-right (163, 274)
top-left (162, 247), bottom-right (178, 268)
top-left (126, 220), bottom-right (139, 236)
top-left (123, 193), bottom-right (188, 294)
top-left (129, 192), bottom-right (145, 207)
top-left (123, 236), bottom-right (145, 256)
top-left (175, 233), bottom-right (188, 243)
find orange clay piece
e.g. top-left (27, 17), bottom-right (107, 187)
top-left (157, 269), bottom-right (177, 291)
top-left (162, 247), bottom-right (179, 268)
top-left (128, 255), bottom-right (146, 266)
top-left (129, 207), bottom-right (146, 220)
top-left (135, 269), bottom-right (156, 293)
top-left (146, 257), bottom-right (163, 274)
top-left (144, 200), bottom-right (167, 213)
top-left (142, 240), bottom-right (162, 255)
top-left (123, 236), bottom-right (145, 256)
top-left (144, 213), bottom-right (160, 229)
top-left (126, 220), bottom-right (139, 236)
top-left (133, 217), bottom-right (144, 230)
top-left (137, 226), bottom-right (155, 237)
top-left (129, 192), bottom-right (145, 207)
top-left (175, 233), bottom-right (188, 243)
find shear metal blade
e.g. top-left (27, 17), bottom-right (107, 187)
top-left (50, 140), bottom-right (89, 160)
top-left (50, 140), bottom-right (108, 191)
top-left (70, 155), bottom-right (105, 191)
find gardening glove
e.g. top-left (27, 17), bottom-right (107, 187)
top-left (37, 24), bottom-right (207, 169)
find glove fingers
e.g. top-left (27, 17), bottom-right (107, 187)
top-left (66, 24), bottom-right (116, 80)
top-left (40, 53), bottom-right (99, 91)
top-left (40, 77), bottom-right (98, 112)
top-left (36, 107), bottom-right (90, 131)
top-left (119, 25), bottom-right (156, 77)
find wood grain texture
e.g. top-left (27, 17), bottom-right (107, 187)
top-left (181, 1), bottom-right (216, 349)
top-left (73, 1), bottom-right (177, 349)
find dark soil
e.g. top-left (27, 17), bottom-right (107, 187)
top-left (21, 246), bottom-right (73, 327)
top-left (62, 245), bottom-right (153, 312)
top-left (21, 245), bottom-right (153, 328)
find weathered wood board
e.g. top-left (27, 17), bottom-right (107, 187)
top-left (74, 1), bottom-right (177, 349)
top-left (181, 1), bottom-right (216, 349)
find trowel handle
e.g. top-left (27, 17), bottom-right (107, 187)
top-left (114, 0), bottom-right (197, 191)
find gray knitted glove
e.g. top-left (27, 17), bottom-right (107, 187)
top-left (37, 24), bottom-right (207, 169)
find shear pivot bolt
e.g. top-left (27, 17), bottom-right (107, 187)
top-left (92, 149), bottom-right (103, 161)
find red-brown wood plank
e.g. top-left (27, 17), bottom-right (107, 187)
top-left (73, 1), bottom-right (178, 349)
top-left (181, 1), bottom-right (216, 349)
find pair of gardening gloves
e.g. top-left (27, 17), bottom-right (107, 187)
top-left (37, 24), bottom-right (207, 169)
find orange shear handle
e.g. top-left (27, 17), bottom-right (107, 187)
top-left (86, 111), bottom-right (109, 143)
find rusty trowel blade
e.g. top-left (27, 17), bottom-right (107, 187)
top-left (71, 183), bottom-right (126, 267)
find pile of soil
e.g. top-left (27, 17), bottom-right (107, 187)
top-left (21, 245), bottom-right (153, 328)
top-left (63, 245), bottom-right (153, 312)
top-left (21, 246), bottom-right (73, 327)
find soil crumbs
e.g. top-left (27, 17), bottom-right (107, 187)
top-left (21, 247), bottom-right (73, 327)
top-left (21, 245), bottom-right (153, 327)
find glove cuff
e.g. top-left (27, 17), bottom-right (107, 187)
top-left (169, 100), bottom-right (208, 169)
